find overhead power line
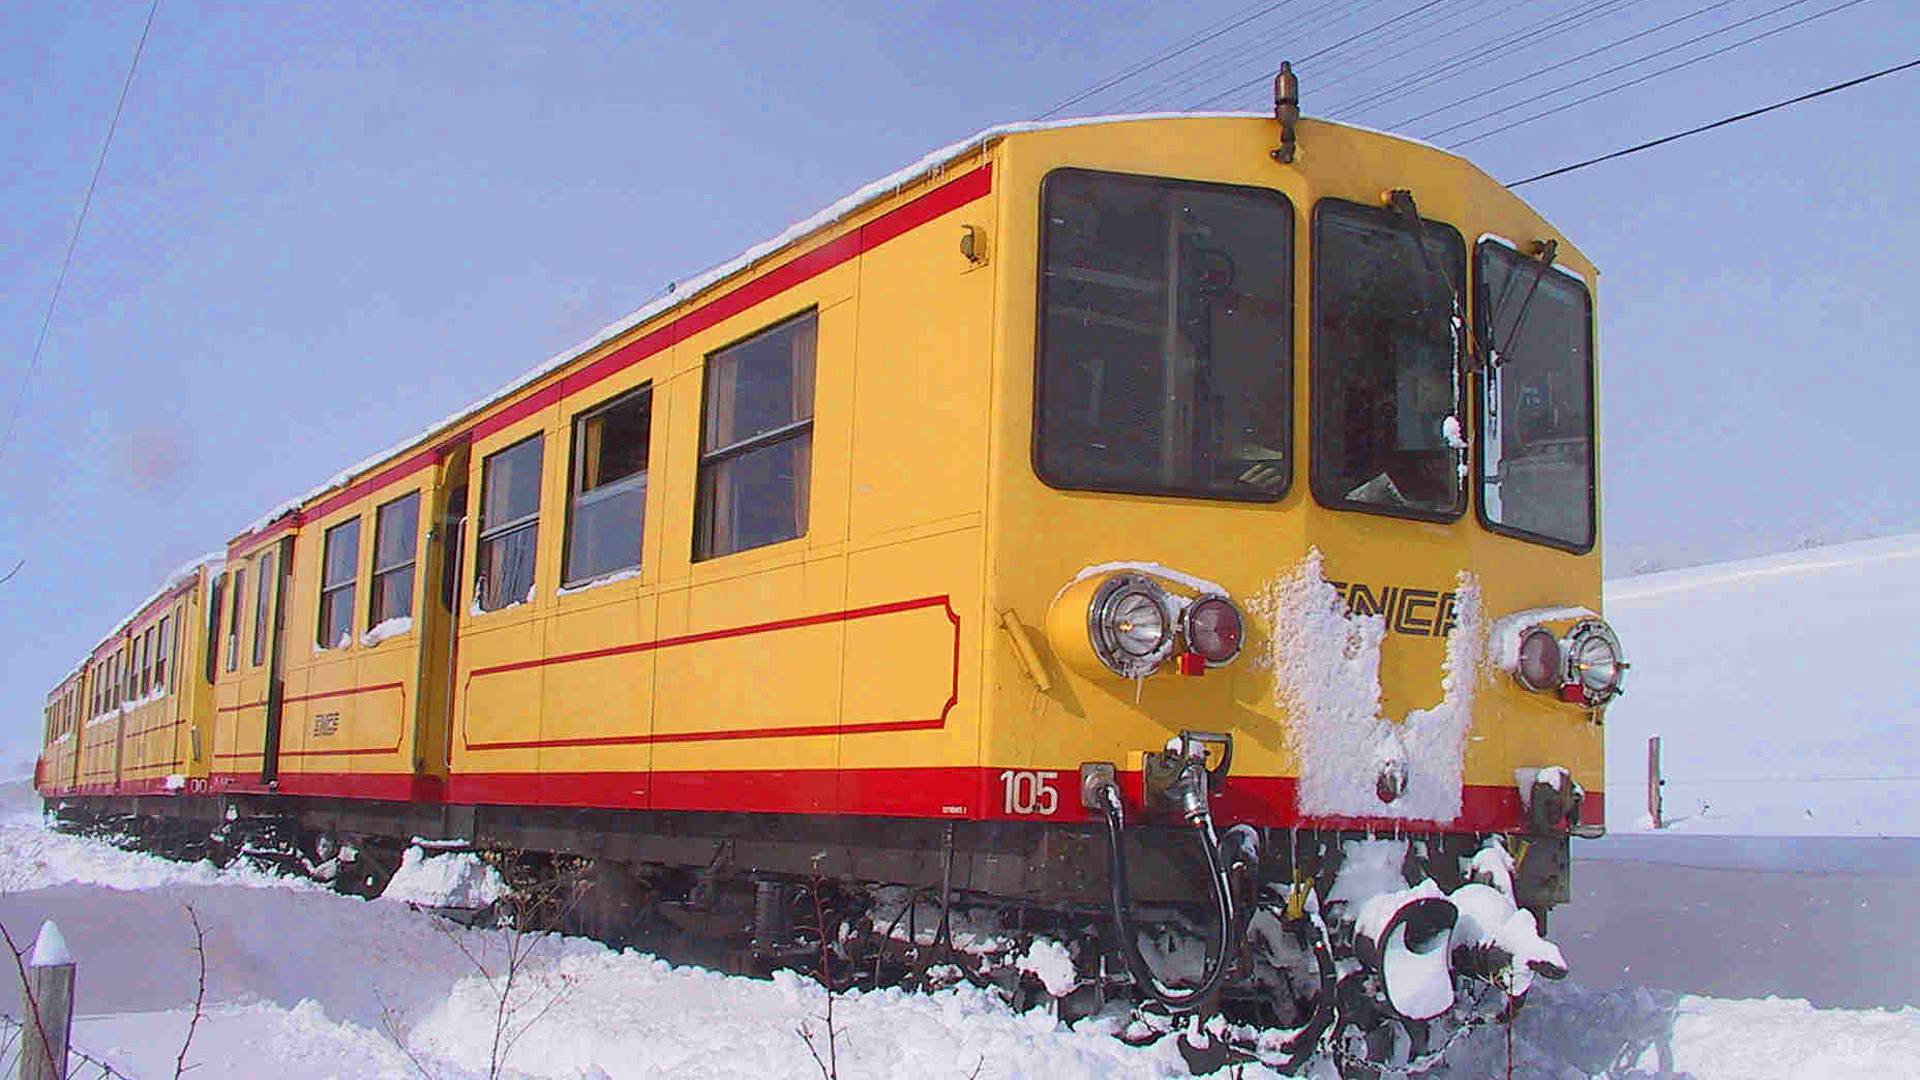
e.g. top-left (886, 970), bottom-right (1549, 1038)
top-left (0, 0), bottom-right (162, 468)
top-left (1036, 0), bottom-right (1297, 119)
top-left (1383, 0), bottom-right (1743, 131)
top-left (1506, 56), bottom-right (1920, 186)
top-left (1443, 0), bottom-right (1876, 147)
top-left (1189, 0), bottom-right (1455, 109)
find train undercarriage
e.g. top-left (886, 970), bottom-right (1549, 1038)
top-left (48, 760), bottom-right (1584, 1077)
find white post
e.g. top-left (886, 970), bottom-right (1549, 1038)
top-left (20, 920), bottom-right (74, 1080)
top-left (1647, 736), bottom-right (1664, 830)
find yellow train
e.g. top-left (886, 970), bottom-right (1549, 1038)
top-left (39, 91), bottom-right (1622, 1073)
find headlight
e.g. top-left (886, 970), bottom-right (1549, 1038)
top-left (1182, 595), bottom-right (1245, 666)
top-left (1088, 574), bottom-right (1176, 678)
top-left (1513, 627), bottom-right (1562, 692)
top-left (1562, 620), bottom-right (1626, 705)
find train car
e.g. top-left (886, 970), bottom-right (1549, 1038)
top-left (34, 670), bottom-right (83, 798)
top-left (43, 89), bottom-right (1624, 1073)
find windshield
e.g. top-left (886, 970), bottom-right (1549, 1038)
top-left (1476, 239), bottom-right (1595, 550)
top-left (1310, 199), bottom-right (1466, 519)
top-left (1034, 169), bottom-right (1293, 501)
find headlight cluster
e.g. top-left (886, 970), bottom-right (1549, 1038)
top-left (1508, 618), bottom-right (1627, 706)
top-left (1087, 574), bottom-right (1243, 678)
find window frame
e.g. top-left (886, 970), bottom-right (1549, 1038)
top-left (369, 490), bottom-right (422, 629)
top-left (225, 567), bottom-right (245, 673)
top-left (563, 385), bottom-right (653, 587)
top-left (1472, 237), bottom-right (1599, 555)
top-left (251, 550), bottom-right (276, 667)
top-left (205, 574), bottom-right (225, 684)
top-left (475, 434), bottom-right (545, 612)
top-left (316, 517), bottom-right (362, 649)
top-left (1308, 197), bottom-right (1470, 525)
top-left (155, 614), bottom-right (173, 695)
top-left (1031, 167), bottom-right (1297, 504)
top-left (693, 309), bottom-right (818, 561)
top-left (140, 626), bottom-right (156, 698)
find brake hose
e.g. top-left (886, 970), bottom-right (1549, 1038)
top-left (1097, 782), bottom-right (1239, 1012)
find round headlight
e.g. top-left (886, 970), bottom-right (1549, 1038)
top-left (1088, 574), bottom-right (1176, 678)
top-left (1183, 595), bottom-right (1245, 666)
top-left (1514, 627), bottom-right (1563, 692)
top-left (1563, 620), bottom-right (1626, 705)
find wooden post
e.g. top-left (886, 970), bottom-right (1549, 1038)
top-left (20, 920), bottom-right (74, 1080)
top-left (1647, 736), bottom-right (1664, 830)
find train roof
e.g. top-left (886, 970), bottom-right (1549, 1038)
top-left (221, 112), bottom-right (1463, 554)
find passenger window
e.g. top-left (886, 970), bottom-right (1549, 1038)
top-left (131, 636), bottom-right (146, 701)
top-left (252, 551), bottom-right (275, 667)
top-left (205, 574), bottom-right (225, 683)
top-left (226, 568), bottom-right (245, 673)
top-left (696, 312), bottom-right (816, 560)
top-left (317, 519), bottom-right (361, 649)
top-left (476, 436), bottom-right (543, 611)
top-left (155, 615), bottom-right (172, 694)
top-left (565, 387), bottom-right (651, 586)
top-left (142, 627), bottom-right (157, 697)
top-left (370, 492), bottom-right (420, 630)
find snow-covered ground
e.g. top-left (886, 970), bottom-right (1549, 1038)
top-left (4, 535), bottom-right (1918, 1077)
top-left (1600, 532), bottom-right (1920, 836)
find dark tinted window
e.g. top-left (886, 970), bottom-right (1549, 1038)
top-left (1477, 240), bottom-right (1595, 550)
top-left (1036, 170), bottom-right (1293, 500)
top-left (696, 313), bottom-right (815, 559)
top-left (566, 387), bottom-right (651, 584)
top-left (477, 436), bottom-right (543, 610)
top-left (1311, 199), bottom-right (1466, 519)
top-left (226, 567), bottom-right (246, 671)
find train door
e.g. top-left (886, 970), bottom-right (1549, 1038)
top-left (260, 536), bottom-right (295, 784)
top-left (411, 443), bottom-right (469, 778)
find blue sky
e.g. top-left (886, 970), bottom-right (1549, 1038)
top-left (3, 0), bottom-right (1916, 758)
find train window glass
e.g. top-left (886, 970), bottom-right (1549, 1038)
top-left (317, 518), bottom-right (361, 649)
top-left (1475, 240), bottom-right (1595, 551)
top-left (155, 615), bottom-right (172, 694)
top-left (1310, 199), bottom-right (1467, 520)
top-left (131, 636), bottom-right (146, 701)
top-left (695, 312), bottom-right (816, 560)
top-left (142, 627), bottom-right (157, 697)
top-left (251, 551), bottom-right (275, 667)
top-left (205, 574), bottom-right (225, 684)
top-left (476, 435), bottom-right (544, 611)
top-left (370, 492), bottom-right (421, 628)
top-left (1035, 170), bottom-right (1293, 501)
top-left (226, 567), bottom-right (245, 672)
top-left (565, 387), bottom-right (651, 585)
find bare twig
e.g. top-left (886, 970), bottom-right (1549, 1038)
top-left (430, 876), bottom-right (582, 1080)
top-left (374, 987), bottom-right (439, 1079)
top-left (0, 919), bottom-right (57, 1079)
top-left (174, 904), bottom-right (207, 1077)
top-left (0, 560), bottom-right (22, 588)
top-left (796, 869), bottom-right (840, 1080)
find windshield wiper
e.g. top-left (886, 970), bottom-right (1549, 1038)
top-left (1482, 239), bottom-right (1559, 371)
top-left (1386, 189), bottom-right (1464, 368)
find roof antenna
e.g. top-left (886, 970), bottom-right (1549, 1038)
top-left (1271, 62), bottom-right (1300, 164)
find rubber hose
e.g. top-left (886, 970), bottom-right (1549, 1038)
top-left (1099, 785), bottom-right (1237, 1012)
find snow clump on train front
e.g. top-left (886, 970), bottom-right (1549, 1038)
top-left (1255, 549), bottom-right (1484, 823)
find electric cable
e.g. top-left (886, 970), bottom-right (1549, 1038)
top-left (1036, 0), bottom-right (1298, 119)
top-left (1384, 0), bottom-right (1743, 131)
top-left (1435, 0), bottom-right (1874, 145)
top-left (1189, 0), bottom-right (1456, 109)
top-left (1103, 0), bottom-right (1361, 115)
top-left (0, 0), bottom-right (163, 468)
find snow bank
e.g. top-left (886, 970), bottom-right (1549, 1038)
top-left (0, 814), bottom-right (313, 894)
top-left (380, 845), bottom-right (506, 909)
top-left (1256, 550), bottom-right (1483, 823)
top-left (1603, 532), bottom-right (1920, 836)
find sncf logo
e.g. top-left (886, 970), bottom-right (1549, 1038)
top-left (1327, 582), bottom-right (1460, 637)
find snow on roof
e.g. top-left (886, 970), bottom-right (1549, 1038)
top-left (89, 550), bottom-right (225, 656)
top-left (228, 111), bottom-right (1458, 547)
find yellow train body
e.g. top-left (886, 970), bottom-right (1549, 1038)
top-left (42, 115), bottom-right (1607, 835)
